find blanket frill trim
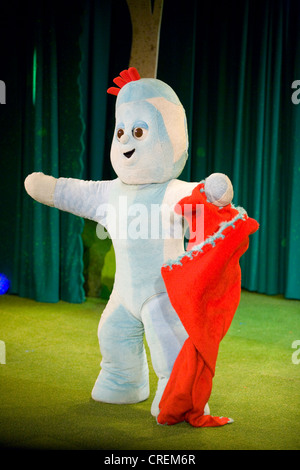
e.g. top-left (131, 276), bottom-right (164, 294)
top-left (164, 205), bottom-right (248, 270)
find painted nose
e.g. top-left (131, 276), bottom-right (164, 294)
top-left (119, 134), bottom-right (129, 144)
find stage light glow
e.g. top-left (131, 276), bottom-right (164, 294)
top-left (0, 274), bottom-right (10, 295)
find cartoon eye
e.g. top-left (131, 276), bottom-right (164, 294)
top-left (117, 128), bottom-right (124, 140)
top-left (133, 127), bottom-right (148, 140)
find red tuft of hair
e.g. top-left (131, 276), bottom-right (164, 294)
top-left (107, 67), bottom-right (141, 96)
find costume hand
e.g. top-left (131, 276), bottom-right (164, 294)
top-left (24, 172), bottom-right (57, 207)
top-left (204, 173), bottom-right (233, 207)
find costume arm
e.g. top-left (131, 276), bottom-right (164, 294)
top-left (24, 172), bottom-right (113, 223)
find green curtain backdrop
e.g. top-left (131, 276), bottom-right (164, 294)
top-left (0, 0), bottom-right (299, 302)
top-left (157, 0), bottom-right (300, 299)
top-left (0, 0), bottom-right (88, 302)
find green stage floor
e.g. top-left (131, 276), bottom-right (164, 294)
top-left (0, 291), bottom-right (299, 450)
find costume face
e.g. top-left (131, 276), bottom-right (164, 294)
top-left (110, 79), bottom-right (189, 185)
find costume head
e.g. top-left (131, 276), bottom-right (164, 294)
top-left (108, 68), bottom-right (188, 185)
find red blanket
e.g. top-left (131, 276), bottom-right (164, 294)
top-left (157, 183), bottom-right (259, 427)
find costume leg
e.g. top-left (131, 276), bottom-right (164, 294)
top-left (141, 293), bottom-right (188, 417)
top-left (92, 293), bottom-right (149, 404)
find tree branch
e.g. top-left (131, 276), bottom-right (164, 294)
top-left (126, 0), bottom-right (164, 78)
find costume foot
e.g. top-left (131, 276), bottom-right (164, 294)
top-left (92, 385), bottom-right (149, 404)
top-left (91, 372), bottom-right (149, 404)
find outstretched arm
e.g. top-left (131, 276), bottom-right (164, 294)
top-left (24, 172), bottom-right (113, 223)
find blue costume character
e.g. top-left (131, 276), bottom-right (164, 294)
top-left (24, 68), bottom-right (233, 418)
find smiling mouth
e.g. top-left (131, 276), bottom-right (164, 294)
top-left (123, 149), bottom-right (135, 159)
